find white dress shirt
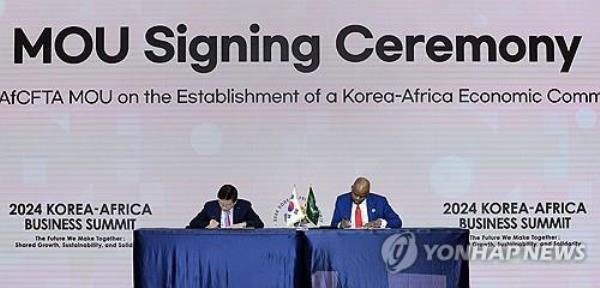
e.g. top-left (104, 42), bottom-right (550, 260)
top-left (350, 200), bottom-right (369, 228)
top-left (349, 199), bottom-right (388, 228)
top-left (220, 209), bottom-right (234, 227)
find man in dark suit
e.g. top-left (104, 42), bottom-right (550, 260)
top-left (187, 184), bottom-right (264, 229)
top-left (331, 177), bottom-right (402, 229)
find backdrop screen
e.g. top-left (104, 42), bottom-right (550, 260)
top-left (0, 1), bottom-right (598, 287)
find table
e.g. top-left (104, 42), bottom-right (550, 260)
top-left (134, 228), bottom-right (469, 288)
top-left (134, 229), bottom-right (303, 288)
top-left (304, 228), bottom-right (469, 288)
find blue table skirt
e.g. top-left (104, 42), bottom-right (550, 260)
top-left (134, 229), bottom-right (303, 288)
top-left (304, 228), bottom-right (469, 288)
top-left (134, 228), bottom-right (469, 288)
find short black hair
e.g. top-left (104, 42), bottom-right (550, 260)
top-left (217, 184), bottom-right (238, 201)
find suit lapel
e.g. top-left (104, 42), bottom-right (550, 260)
top-left (366, 194), bottom-right (376, 220)
top-left (233, 204), bottom-right (241, 224)
top-left (345, 193), bottom-right (353, 219)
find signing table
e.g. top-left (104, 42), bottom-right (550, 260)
top-left (134, 228), bottom-right (469, 288)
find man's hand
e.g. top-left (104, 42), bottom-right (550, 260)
top-left (339, 219), bottom-right (352, 229)
top-left (229, 222), bottom-right (247, 229)
top-left (364, 218), bottom-right (383, 229)
top-left (206, 219), bottom-right (219, 229)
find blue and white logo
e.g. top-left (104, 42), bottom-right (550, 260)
top-left (381, 232), bottom-right (418, 273)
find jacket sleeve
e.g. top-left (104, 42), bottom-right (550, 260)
top-left (186, 203), bottom-right (213, 229)
top-left (382, 197), bottom-right (402, 228)
top-left (244, 203), bottom-right (264, 228)
top-left (330, 197), bottom-right (343, 228)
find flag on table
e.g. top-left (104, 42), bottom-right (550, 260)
top-left (285, 186), bottom-right (305, 226)
top-left (305, 186), bottom-right (320, 225)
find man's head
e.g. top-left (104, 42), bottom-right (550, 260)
top-left (350, 177), bottom-right (370, 204)
top-left (217, 184), bottom-right (238, 211)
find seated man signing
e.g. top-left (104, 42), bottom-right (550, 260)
top-left (187, 184), bottom-right (264, 229)
top-left (331, 177), bottom-right (402, 229)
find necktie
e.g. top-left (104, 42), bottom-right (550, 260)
top-left (354, 205), bottom-right (363, 228)
top-left (224, 211), bottom-right (231, 227)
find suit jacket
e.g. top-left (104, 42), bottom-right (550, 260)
top-left (330, 192), bottom-right (402, 228)
top-left (186, 199), bottom-right (264, 229)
